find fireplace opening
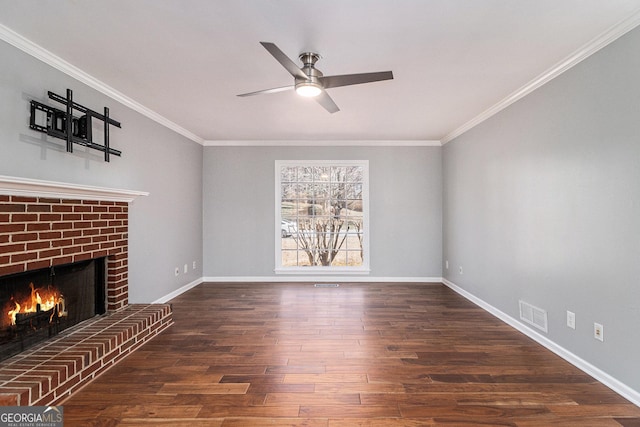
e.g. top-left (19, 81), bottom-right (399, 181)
top-left (0, 258), bottom-right (106, 362)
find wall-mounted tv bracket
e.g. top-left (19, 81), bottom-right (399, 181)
top-left (29, 89), bottom-right (122, 162)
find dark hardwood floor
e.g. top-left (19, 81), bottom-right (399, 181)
top-left (63, 282), bottom-right (640, 426)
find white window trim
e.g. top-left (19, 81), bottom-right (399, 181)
top-left (275, 160), bottom-right (370, 275)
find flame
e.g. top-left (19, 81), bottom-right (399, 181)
top-left (6, 282), bottom-right (66, 326)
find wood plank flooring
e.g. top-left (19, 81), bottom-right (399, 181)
top-left (63, 282), bottom-right (640, 426)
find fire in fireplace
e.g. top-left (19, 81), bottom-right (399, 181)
top-left (0, 258), bottom-right (105, 362)
top-left (5, 281), bottom-right (66, 331)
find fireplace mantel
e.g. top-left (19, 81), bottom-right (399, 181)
top-left (0, 175), bottom-right (149, 203)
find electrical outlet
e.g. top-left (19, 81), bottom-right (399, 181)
top-left (594, 322), bottom-right (604, 342)
top-left (566, 311), bottom-right (575, 329)
top-left (174, 267), bottom-right (179, 277)
top-left (445, 260), bottom-right (449, 269)
top-left (193, 261), bottom-right (197, 270)
top-left (183, 264), bottom-right (188, 274)
top-left (459, 266), bottom-right (463, 274)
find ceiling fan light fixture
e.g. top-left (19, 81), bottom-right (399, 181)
top-left (295, 82), bottom-right (322, 97)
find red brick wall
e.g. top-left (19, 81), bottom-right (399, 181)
top-left (0, 195), bottom-right (128, 311)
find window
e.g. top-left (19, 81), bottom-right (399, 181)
top-left (275, 160), bottom-right (370, 274)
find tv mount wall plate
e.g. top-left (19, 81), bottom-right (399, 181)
top-left (29, 89), bottom-right (122, 162)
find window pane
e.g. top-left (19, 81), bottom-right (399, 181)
top-left (330, 251), bottom-right (346, 267)
top-left (330, 184), bottom-right (344, 199)
top-left (281, 249), bottom-right (297, 267)
top-left (345, 250), bottom-right (363, 266)
top-left (299, 167), bottom-right (313, 182)
top-left (345, 184), bottom-right (362, 200)
top-left (314, 166), bottom-right (331, 181)
top-left (281, 166), bottom-right (297, 183)
top-left (281, 183), bottom-right (297, 201)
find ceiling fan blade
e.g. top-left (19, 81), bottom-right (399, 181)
top-left (260, 42), bottom-right (308, 80)
top-left (315, 90), bottom-right (340, 114)
top-left (319, 71), bottom-right (393, 89)
top-left (237, 85), bottom-right (294, 97)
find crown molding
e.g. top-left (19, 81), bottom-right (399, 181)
top-left (204, 140), bottom-right (442, 147)
top-left (0, 23), bottom-right (205, 145)
top-left (0, 175), bottom-right (149, 203)
top-left (441, 8), bottom-right (640, 145)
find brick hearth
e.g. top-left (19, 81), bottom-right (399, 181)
top-left (0, 186), bottom-right (173, 406)
top-left (0, 304), bottom-right (172, 405)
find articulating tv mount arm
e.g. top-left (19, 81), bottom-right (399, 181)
top-left (30, 89), bottom-right (121, 162)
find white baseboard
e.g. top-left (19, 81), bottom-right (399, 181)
top-left (152, 277), bottom-right (204, 304)
top-left (442, 278), bottom-right (640, 407)
top-left (202, 276), bottom-right (443, 283)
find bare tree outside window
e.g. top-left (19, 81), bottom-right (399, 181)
top-left (277, 161), bottom-right (368, 271)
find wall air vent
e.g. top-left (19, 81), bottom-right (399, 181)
top-left (314, 284), bottom-right (340, 288)
top-left (519, 300), bottom-right (548, 333)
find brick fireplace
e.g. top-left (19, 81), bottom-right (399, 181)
top-left (0, 176), bottom-right (173, 405)
top-left (0, 195), bottom-right (129, 311)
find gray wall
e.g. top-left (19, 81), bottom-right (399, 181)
top-left (203, 146), bottom-right (442, 278)
top-left (0, 40), bottom-right (203, 303)
top-left (443, 27), bottom-right (640, 391)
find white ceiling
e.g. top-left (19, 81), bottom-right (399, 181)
top-left (1, 1), bottom-right (640, 144)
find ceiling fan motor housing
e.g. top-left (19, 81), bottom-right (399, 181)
top-left (295, 52), bottom-right (323, 96)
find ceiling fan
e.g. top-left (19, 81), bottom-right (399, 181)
top-left (237, 42), bottom-right (394, 113)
